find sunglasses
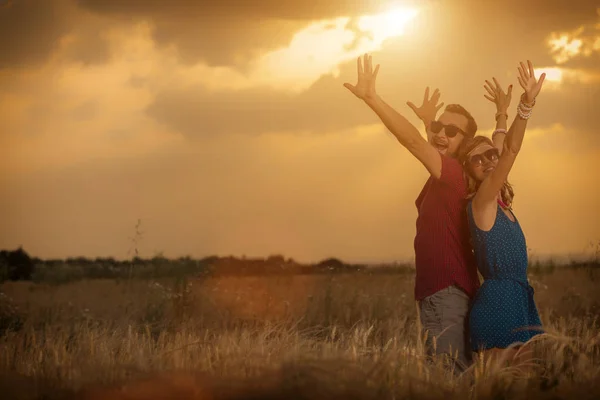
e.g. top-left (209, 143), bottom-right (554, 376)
top-left (469, 148), bottom-right (500, 166)
top-left (429, 120), bottom-right (466, 138)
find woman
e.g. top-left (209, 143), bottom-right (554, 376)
top-left (459, 60), bottom-right (546, 365)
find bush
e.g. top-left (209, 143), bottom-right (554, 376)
top-left (0, 247), bottom-right (35, 282)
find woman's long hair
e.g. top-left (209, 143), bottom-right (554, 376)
top-left (458, 135), bottom-right (515, 208)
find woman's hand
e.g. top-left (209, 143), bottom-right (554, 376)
top-left (344, 53), bottom-right (379, 101)
top-left (484, 78), bottom-right (512, 114)
top-left (517, 60), bottom-right (546, 104)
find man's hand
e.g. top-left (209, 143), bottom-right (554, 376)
top-left (407, 87), bottom-right (444, 127)
top-left (344, 53), bottom-right (379, 101)
top-left (484, 78), bottom-right (512, 113)
top-left (517, 60), bottom-right (546, 104)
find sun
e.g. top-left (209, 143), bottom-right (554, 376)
top-left (357, 7), bottom-right (420, 44)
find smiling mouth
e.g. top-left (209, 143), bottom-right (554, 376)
top-left (433, 140), bottom-right (448, 151)
top-left (484, 166), bottom-right (494, 173)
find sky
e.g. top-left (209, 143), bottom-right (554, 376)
top-left (0, 0), bottom-right (599, 263)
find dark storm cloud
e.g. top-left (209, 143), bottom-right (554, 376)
top-left (146, 61), bottom-right (598, 139)
top-left (141, 0), bottom-right (598, 139)
top-left (0, 0), bottom-right (71, 68)
top-left (1, 0), bottom-right (596, 69)
top-left (74, 0), bottom-right (386, 20)
top-left (146, 75), bottom-right (374, 136)
top-left (0, 0), bottom-right (111, 69)
top-left (74, 0), bottom-right (392, 67)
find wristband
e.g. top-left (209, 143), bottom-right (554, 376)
top-left (495, 112), bottom-right (508, 121)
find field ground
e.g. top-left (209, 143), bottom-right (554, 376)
top-left (0, 265), bottom-right (599, 399)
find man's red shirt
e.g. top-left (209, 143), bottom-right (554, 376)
top-left (414, 154), bottom-right (480, 301)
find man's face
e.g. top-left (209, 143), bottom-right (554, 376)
top-left (426, 111), bottom-right (469, 157)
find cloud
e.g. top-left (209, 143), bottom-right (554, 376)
top-left (146, 55), bottom-right (599, 141)
top-left (74, 0), bottom-right (396, 68)
top-left (546, 8), bottom-right (600, 67)
top-left (146, 74), bottom-right (375, 137)
top-left (0, 0), bottom-right (72, 68)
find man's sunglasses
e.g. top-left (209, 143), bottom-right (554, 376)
top-left (429, 120), bottom-right (466, 138)
top-left (469, 148), bottom-right (500, 166)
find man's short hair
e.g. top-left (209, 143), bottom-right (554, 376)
top-left (444, 104), bottom-right (477, 138)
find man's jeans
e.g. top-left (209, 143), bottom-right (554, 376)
top-left (419, 285), bottom-right (472, 373)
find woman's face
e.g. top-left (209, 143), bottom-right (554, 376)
top-left (467, 144), bottom-right (500, 182)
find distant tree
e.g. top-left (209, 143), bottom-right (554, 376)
top-left (0, 247), bottom-right (35, 281)
top-left (316, 258), bottom-right (346, 270)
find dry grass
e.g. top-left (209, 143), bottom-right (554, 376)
top-left (1, 266), bottom-right (599, 399)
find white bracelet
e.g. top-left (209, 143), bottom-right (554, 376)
top-left (492, 128), bottom-right (507, 136)
top-left (520, 93), bottom-right (536, 108)
top-left (517, 105), bottom-right (532, 119)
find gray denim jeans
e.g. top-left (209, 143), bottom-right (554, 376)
top-left (418, 285), bottom-right (472, 373)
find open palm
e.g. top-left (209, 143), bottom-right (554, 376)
top-left (407, 87), bottom-right (444, 125)
top-left (517, 60), bottom-right (546, 103)
top-left (344, 53), bottom-right (379, 101)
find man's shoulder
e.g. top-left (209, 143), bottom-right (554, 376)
top-left (440, 153), bottom-right (462, 169)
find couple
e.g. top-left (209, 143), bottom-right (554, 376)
top-left (344, 54), bottom-right (546, 372)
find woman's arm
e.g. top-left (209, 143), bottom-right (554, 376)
top-left (483, 78), bottom-right (512, 154)
top-left (473, 61), bottom-right (546, 209)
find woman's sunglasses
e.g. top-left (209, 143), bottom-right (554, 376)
top-left (469, 148), bottom-right (500, 166)
top-left (429, 120), bottom-right (466, 138)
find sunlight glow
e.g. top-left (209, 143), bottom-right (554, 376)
top-left (534, 66), bottom-right (600, 91)
top-left (548, 32), bottom-right (583, 64)
top-left (357, 8), bottom-right (420, 44)
top-left (251, 7), bottom-right (420, 92)
top-left (536, 67), bottom-right (563, 82)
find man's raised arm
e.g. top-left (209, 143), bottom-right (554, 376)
top-left (344, 54), bottom-right (442, 178)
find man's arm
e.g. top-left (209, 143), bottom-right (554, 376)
top-left (343, 55), bottom-right (442, 179)
top-left (365, 94), bottom-right (443, 179)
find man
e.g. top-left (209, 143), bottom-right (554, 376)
top-left (344, 54), bottom-right (480, 372)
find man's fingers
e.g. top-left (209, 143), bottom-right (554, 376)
top-left (357, 57), bottom-right (363, 75)
top-left (343, 83), bottom-right (357, 96)
top-left (484, 94), bottom-right (494, 102)
top-left (484, 84), bottom-right (495, 97)
top-left (373, 64), bottom-right (380, 81)
top-left (517, 76), bottom-right (525, 90)
top-left (423, 86), bottom-right (430, 102)
top-left (436, 102), bottom-right (444, 112)
top-left (407, 101), bottom-right (418, 112)
top-left (431, 88), bottom-right (441, 103)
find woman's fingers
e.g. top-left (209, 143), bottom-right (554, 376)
top-left (492, 77), bottom-right (503, 93)
top-left (527, 60), bottom-right (535, 79)
top-left (519, 62), bottom-right (529, 81)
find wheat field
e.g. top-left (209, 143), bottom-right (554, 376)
top-left (1, 264), bottom-right (599, 400)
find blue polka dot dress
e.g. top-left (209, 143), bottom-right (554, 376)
top-left (467, 201), bottom-right (543, 351)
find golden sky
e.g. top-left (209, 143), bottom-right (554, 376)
top-left (0, 0), bottom-right (599, 263)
